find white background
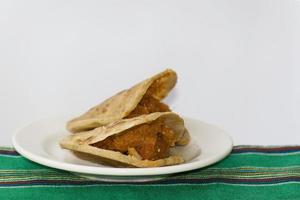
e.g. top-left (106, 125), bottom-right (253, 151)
top-left (0, 0), bottom-right (299, 146)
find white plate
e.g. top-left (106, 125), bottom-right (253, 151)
top-left (12, 116), bottom-right (233, 182)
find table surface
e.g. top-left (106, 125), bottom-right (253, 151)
top-left (1, 146), bottom-right (299, 200)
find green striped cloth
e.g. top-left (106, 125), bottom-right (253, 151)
top-left (0, 146), bottom-right (299, 200)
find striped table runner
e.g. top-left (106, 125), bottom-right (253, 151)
top-left (0, 146), bottom-right (299, 200)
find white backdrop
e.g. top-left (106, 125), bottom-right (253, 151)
top-left (0, 0), bottom-right (299, 146)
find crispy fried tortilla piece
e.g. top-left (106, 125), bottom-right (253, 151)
top-left (60, 112), bottom-right (188, 167)
top-left (67, 69), bottom-right (177, 133)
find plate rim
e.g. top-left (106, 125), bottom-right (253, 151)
top-left (12, 117), bottom-right (233, 177)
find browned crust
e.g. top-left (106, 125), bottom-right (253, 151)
top-left (60, 112), bottom-right (186, 167)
